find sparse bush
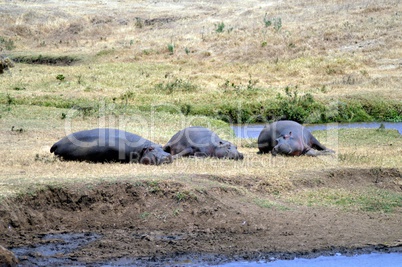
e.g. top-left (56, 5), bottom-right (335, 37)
top-left (275, 86), bottom-right (324, 123)
top-left (12, 54), bottom-right (79, 65)
top-left (185, 47), bottom-right (190, 55)
top-left (167, 43), bottom-right (174, 54)
top-left (263, 15), bottom-right (282, 32)
top-left (0, 37), bottom-right (16, 50)
top-left (56, 74), bottom-right (65, 82)
top-left (263, 14), bottom-right (272, 27)
top-left (135, 17), bottom-right (144, 28)
top-left (0, 55), bottom-right (15, 74)
top-left (155, 78), bottom-right (197, 94)
top-left (215, 22), bottom-right (225, 33)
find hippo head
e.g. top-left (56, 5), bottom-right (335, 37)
top-left (138, 145), bottom-right (173, 165)
top-left (272, 132), bottom-right (302, 156)
top-left (214, 141), bottom-right (244, 160)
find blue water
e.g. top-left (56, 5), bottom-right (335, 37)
top-left (218, 253), bottom-right (402, 267)
top-left (232, 122), bottom-right (402, 139)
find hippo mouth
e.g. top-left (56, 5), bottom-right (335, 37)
top-left (230, 152), bottom-right (244, 160)
top-left (272, 143), bottom-right (293, 156)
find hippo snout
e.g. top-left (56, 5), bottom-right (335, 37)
top-left (235, 152), bottom-right (244, 160)
top-left (160, 154), bottom-right (173, 164)
top-left (273, 143), bottom-right (292, 156)
top-left (224, 150), bottom-right (243, 160)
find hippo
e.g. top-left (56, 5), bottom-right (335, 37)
top-left (163, 126), bottom-right (243, 160)
top-left (50, 128), bottom-right (172, 165)
top-left (257, 120), bottom-right (335, 156)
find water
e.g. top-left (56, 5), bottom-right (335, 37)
top-left (231, 122), bottom-right (402, 139)
top-left (217, 253), bottom-right (402, 267)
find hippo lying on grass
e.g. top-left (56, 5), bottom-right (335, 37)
top-left (258, 120), bottom-right (335, 156)
top-left (163, 126), bottom-right (243, 160)
top-left (50, 128), bottom-right (172, 165)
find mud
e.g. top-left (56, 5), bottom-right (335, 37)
top-left (1, 169), bottom-right (402, 266)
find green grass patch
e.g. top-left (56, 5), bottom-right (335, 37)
top-left (289, 188), bottom-right (402, 213)
top-left (254, 198), bottom-right (289, 211)
top-left (11, 54), bottom-right (81, 65)
top-left (154, 78), bottom-right (198, 94)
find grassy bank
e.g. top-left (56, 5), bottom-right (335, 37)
top-left (1, 0), bottom-right (401, 124)
top-left (1, 102), bottom-right (401, 213)
top-left (1, 60), bottom-right (401, 124)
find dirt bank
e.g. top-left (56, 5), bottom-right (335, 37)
top-left (1, 169), bottom-right (402, 265)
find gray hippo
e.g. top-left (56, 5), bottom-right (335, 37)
top-left (163, 126), bottom-right (243, 160)
top-left (50, 128), bottom-right (172, 165)
top-left (257, 120), bottom-right (335, 156)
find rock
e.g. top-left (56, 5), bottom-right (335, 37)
top-left (0, 245), bottom-right (18, 267)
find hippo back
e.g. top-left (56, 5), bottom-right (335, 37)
top-left (258, 120), bottom-right (333, 156)
top-left (51, 128), bottom-right (170, 164)
top-left (164, 126), bottom-right (243, 160)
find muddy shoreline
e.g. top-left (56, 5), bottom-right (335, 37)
top-left (6, 231), bottom-right (402, 266)
top-left (1, 173), bottom-right (402, 266)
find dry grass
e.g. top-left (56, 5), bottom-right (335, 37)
top-left (1, 0), bottom-right (401, 101)
top-left (0, 0), bottom-right (401, 210)
top-left (1, 104), bottom-right (401, 203)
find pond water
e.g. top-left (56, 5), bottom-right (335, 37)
top-left (218, 253), bottom-right (402, 267)
top-left (231, 122), bottom-right (402, 139)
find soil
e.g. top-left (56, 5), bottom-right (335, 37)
top-left (1, 168), bottom-right (402, 266)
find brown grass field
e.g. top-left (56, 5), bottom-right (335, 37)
top-left (0, 0), bottom-right (402, 265)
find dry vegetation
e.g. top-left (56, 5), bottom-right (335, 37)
top-left (0, 0), bottom-right (401, 122)
top-left (0, 2), bottom-right (402, 264)
top-left (0, 0), bottom-right (401, 214)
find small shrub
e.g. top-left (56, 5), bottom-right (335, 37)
top-left (275, 86), bottom-right (324, 123)
top-left (263, 14), bottom-right (272, 27)
top-left (167, 43), bottom-right (174, 54)
top-left (0, 56), bottom-right (15, 74)
top-left (56, 74), bottom-right (65, 82)
top-left (215, 22), bottom-right (225, 33)
top-left (273, 17), bottom-right (282, 32)
top-left (155, 78), bottom-right (197, 94)
top-left (6, 93), bottom-right (15, 106)
top-left (176, 191), bottom-right (188, 202)
top-left (135, 17), bottom-right (143, 28)
top-left (263, 15), bottom-right (282, 32)
top-left (0, 36), bottom-right (16, 50)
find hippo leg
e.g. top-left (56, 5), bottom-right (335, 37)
top-left (310, 135), bottom-right (330, 151)
top-left (172, 147), bottom-right (194, 159)
top-left (304, 148), bottom-right (318, 157)
top-left (194, 152), bottom-right (209, 158)
top-left (304, 148), bottom-right (335, 157)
